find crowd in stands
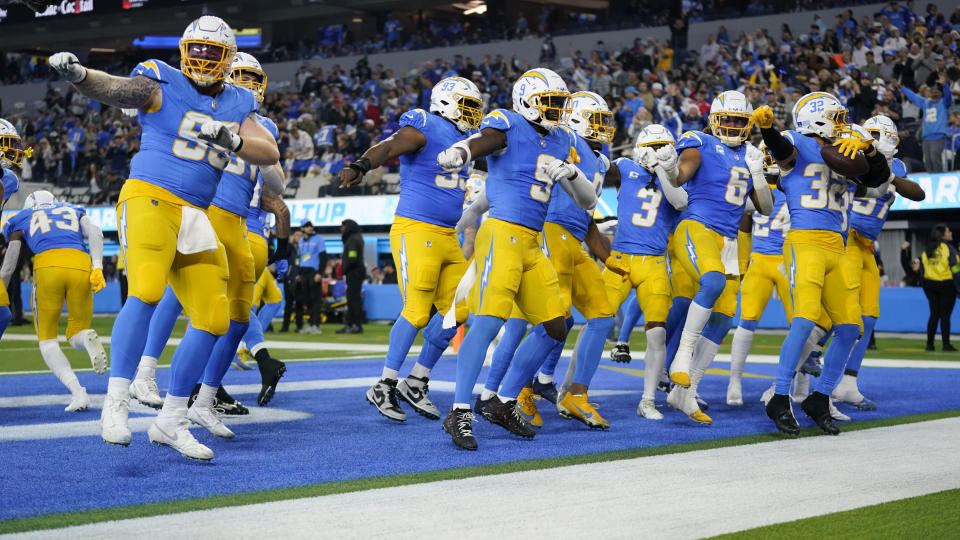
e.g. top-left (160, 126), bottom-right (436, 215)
top-left (3, 1), bottom-right (960, 203)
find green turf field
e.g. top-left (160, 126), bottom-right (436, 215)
top-left (1, 315), bottom-right (955, 374)
top-left (714, 488), bottom-right (960, 539)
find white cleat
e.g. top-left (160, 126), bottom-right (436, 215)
top-left (829, 399), bottom-right (851, 422)
top-left (83, 330), bottom-right (108, 374)
top-left (726, 379), bottom-right (743, 406)
top-left (101, 394), bottom-right (132, 445)
top-left (760, 383), bottom-right (775, 406)
top-left (667, 385), bottom-right (712, 424)
top-left (831, 374), bottom-right (877, 410)
top-left (65, 387), bottom-right (90, 412)
top-left (187, 405), bottom-right (235, 438)
top-left (637, 399), bottom-right (664, 420)
top-left (148, 419), bottom-right (214, 460)
top-left (129, 377), bottom-right (163, 409)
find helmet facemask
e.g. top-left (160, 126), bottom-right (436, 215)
top-left (231, 66), bottom-right (267, 103)
top-left (0, 133), bottom-right (31, 168)
top-left (581, 109), bottom-right (616, 143)
top-left (709, 112), bottom-right (752, 146)
top-left (533, 91), bottom-right (572, 128)
top-left (823, 108), bottom-right (850, 139)
top-left (454, 94), bottom-right (484, 131)
top-left (180, 39), bottom-right (236, 86)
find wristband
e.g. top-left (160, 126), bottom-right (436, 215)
top-left (233, 136), bottom-right (244, 153)
top-left (348, 156), bottom-right (373, 175)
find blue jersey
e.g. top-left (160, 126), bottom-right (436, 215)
top-left (849, 158), bottom-right (906, 241)
top-left (2, 168), bottom-right (19, 202)
top-left (675, 131), bottom-right (752, 238)
top-left (751, 188), bottom-right (790, 255)
top-left (212, 114), bottom-right (278, 217)
top-left (246, 116), bottom-right (281, 238)
top-left (482, 109), bottom-right (571, 231)
top-left (780, 130), bottom-right (849, 234)
top-left (127, 59), bottom-right (259, 208)
top-left (611, 158), bottom-right (680, 256)
top-left (394, 109), bottom-right (470, 228)
top-left (298, 235), bottom-right (326, 270)
top-left (545, 131), bottom-right (605, 241)
top-left (2, 202), bottom-right (86, 254)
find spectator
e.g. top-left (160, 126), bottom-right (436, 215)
top-left (295, 222), bottom-right (327, 334)
top-left (382, 263), bottom-right (398, 284)
top-left (337, 219), bottom-right (365, 334)
top-left (897, 72), bottom-right (952, 172)
top-left (900, 241), bottom-right (923, 287)
top-left (281, 230), bottom-right (302, 333)
top-left (921, 224), bottom-right (959, 352)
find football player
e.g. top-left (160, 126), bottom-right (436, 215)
top-left (337, 77), bottom-right (484, 423)
top-left (1, 191), bottom-right (107, 411)
top-left (0, 118), bottom-right (26, 338)
top-left (604, 124), bottom-right (687, 420)
top-left (435, 68), bottom-right (596, 450)
top-left (727, 143), bottom-right (792, 406)
top-left (653, 90), bottom-right (773, 423)
top-left (49, 15), bottom-right (280, 459)
top-left (753, 93), bottom-right (891, 435)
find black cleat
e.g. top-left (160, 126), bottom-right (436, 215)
top-left (475, 395), bottom-right (493, 421)
top-left (532, 379), bottom-right (559, 404)
top-left (257, 356), bottom-right (287, 406)
top-left (481, 398), bottom-right (536, 438)
top-left (766, 393), bottom-right (800, 435)
top-left (610, 342), bottom-right (632, 363)
top-left (443, 408), bottom-right (478, 450)
top-left (801, 391), bottom-right (840, 435)
top-left (215, 385), bottom-right (250, 415)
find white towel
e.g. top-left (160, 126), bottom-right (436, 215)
top-left (721, 236), bottom-right (740, 276)
top-left (177, 206), bottom-right (219, 255)
top-left (443, 259), bottom-right (477, 329)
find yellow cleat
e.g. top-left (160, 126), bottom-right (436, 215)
top-left (233, 348), bottom-right (255, 370)
top-left (557, 392), bottom-right (610, 430)
top-left (516, 387), bottom-right (543, 427)
top-left (688, 410), bottom-right (713, 425)
top-left (670, 372), bottom-right (691, 387)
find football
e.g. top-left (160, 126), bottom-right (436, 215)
top-left (820, 143), bottom-right (869, 178)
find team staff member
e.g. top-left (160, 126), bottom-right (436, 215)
top-left (339, 219), bottom-right (365, 334)
top-left (296, 221), bottom-right (326, 334)
top-left (921, 224), bottom-right (959, 352)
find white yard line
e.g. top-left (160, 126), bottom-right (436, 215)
top-left (9, 417), bottom-right (959, 539)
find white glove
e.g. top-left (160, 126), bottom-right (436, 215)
top-left (744, 143), bottom-right (765, 177)
top-left (121, 108), bottom-right (138, 118)
top-left (876, 137), bottom-right (897, 161)
top-left (655, 144), bottom-right (678, 172)
top-left (543, 157), bottom-right (576, 184)
top-left (635, 146), bottom-right (658, 170)
top-left (437, 141), bottom-right (470, 172)
top-left (198, 120), bottom-right (242, 152)
top-left (597, 152), bottom-right (611, 171)
top-left (49, 52), bottom-right (87, 83)
top-left (597, 219), bottom-right (618, 236)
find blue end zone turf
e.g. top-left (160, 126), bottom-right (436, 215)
top-left (1, 356), bottom-right (958, 521)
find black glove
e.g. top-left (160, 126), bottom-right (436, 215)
top-left (268, 237), bottom-right (289, 265)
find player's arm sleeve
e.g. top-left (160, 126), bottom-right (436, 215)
top-left (0, 239), bottom-right (20, 287)
top-left (457, 196), bottom-right (489, 236)
top-left (759, 128), bottom-right (795, 162)
top-left (261, 163), bottom-right (286, 195)
top-left (857, 149), bottom-right (892, 188)
top-left (659, 172), bottom-right (688, 211)
top-left (558, 164), bottom-right (598, 210)
top-left (79, 214), bottom-right (104, 269)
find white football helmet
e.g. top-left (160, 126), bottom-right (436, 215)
top-left (512, 68), bottom-right (571, 131)
top-left (229, 52), bottom-right (267, 103)
top-left (709, 90), bottom-right (754, 147)
top-left (179, 16), bottom-right (237, 86)
top-left (863, 114), bottom-right (899, 151)
top-left (568, 91), bottom-right (615, 143)
top-left (758, 141), bottom-right (779, 177)
top-left (430, 77), bottom-right (484, 133)
top-left (0, 119), bottom-right (30, 169)
top-left (632, 124), bottom-right (676, 166)
top-left (23, 190), bottom-right (56, 210)
top-left (792, 92), bottom-right (849, 140)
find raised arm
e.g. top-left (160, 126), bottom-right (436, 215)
top-left (753, 105), bottom-right (797, 171)
top-left (49, 53), bottom-right (161, 111)
top-left (338, 126), bottom-right (426, 188)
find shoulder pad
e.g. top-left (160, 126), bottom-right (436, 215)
top-left (399, 109), bottom-right (429, 130)
top-left (480, 109), bottom-right (512, 131)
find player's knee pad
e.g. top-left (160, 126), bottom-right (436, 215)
top-left (196, 294), bottom-right (230, 336)
top-left (400, 307), bottom-right (431, 329)
top-left (696, 271), bottom-right (726, 304)
top-left (131, 262), bottom-right (168, 304)
top-left (228, 298), bottom-right (252, 323)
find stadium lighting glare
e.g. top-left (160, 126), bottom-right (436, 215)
top-left (352, 16), bottom-right (362, 22)
top-left (90, 47), bottom-right (115, 53)
top-left (452, 1), bottom-right (486, 15)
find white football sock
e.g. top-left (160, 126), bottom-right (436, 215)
top-left (643, 327), bottom-right (666, 401)
top-left (157, 395), bottom-right (189, 427)
top-left (672, 302), bottom-right (712, 375)
top-left (537, 372), bottom-right (552, 384)
top-left (135, 356), bottom-right (158, 382)
top-left (107, 377), bottom-right (131, 400)
top-left (250, 342), bottom-right (267, 357)
top-left (729, 326), bottom-right (754, 382)
top-left (380, 367), bottom-right (399, 381)
top-left (67, 329), bottom-right (93, 352)
top-left (795, 325), bottom-right (828, 373)
top-left (410, 363), bottom-right (431, 379)
top-left (38, 339), bottom-right (82, 394)
top-left (453, 402), bottom-right (471, 411)
top-left (690, 337), bottom-right (720, 392)
top-left (194, 383), bottom-right (218, 409)
top-left (480, 388), bottom-right (497, 400)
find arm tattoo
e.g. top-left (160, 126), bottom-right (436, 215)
top-left (77, 72), bottom-right (159, 109)
top-left (261, 192), bottom-right (291, 240)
